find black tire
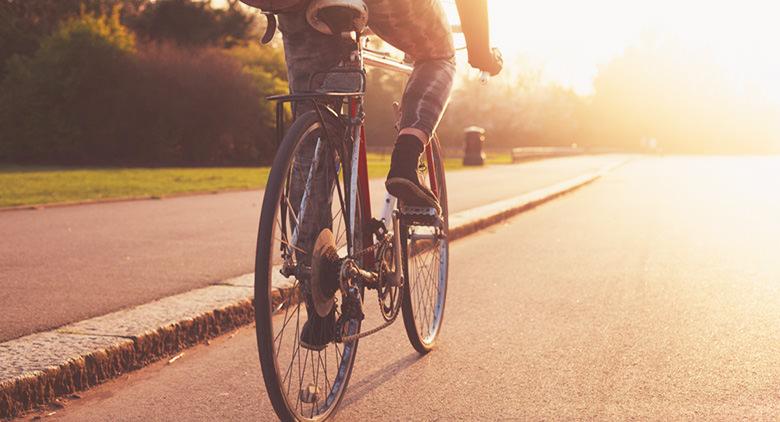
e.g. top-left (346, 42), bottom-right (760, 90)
top-left (400, 135), bottom-right (449, 354)
top-left (255, 110), bottom-right (361, 421)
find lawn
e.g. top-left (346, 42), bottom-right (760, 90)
top-left (0, 153), bottom-right (511, 207)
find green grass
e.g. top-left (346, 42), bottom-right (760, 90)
top-left (0, 153), bottom-right (511, 207)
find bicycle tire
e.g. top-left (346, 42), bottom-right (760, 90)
top-left (255, 110), bottom-right (362, 421)
top-left (400, 135), bottom-right (449, 354)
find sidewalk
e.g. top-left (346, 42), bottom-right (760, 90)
top-left (0, 155), bottom-right (627, 343)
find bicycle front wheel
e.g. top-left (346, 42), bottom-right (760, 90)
top-left (255, 110), bottom-right (361, 421)
top-left (400, 134), bottom-right (449, 354)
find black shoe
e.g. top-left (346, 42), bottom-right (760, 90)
top-left (385, 136), bottom-right (441, 214)
top-left (300, 304), bottom-right (336, 351)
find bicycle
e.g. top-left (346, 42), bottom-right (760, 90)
top-left (253, 22), bottom-right (453, 421)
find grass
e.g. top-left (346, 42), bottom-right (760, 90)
top-left (0, 153), bottom-right (512, 208)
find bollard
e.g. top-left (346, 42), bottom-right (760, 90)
top-left (462, 126), bottom-right (486, 166)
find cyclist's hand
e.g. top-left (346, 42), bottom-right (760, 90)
top-left (469, 48), bottom-right (503, 76)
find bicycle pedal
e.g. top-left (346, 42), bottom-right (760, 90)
top-left (300, 384), bottom-right (320, 404)
top-left (399, 205), bottom-right (442, 227)
top-left (399, 205), bottom-right (438, 216)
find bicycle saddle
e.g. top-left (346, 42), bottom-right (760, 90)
top-left (306, 0), bottom-right (368, 35)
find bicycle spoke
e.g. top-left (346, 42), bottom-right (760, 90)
top-left (418, 247), bottom-right (440, 336)
top-left (274, 236), bottom-right (307, 255)
top-left (274, 290), bottom-right (301, 353)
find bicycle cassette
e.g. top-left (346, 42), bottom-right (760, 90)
top-left (310, 229), bottom-right (342, 317)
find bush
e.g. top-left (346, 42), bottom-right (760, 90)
top-left (226, 42), bottom-right (289, 134)
top-left (0, 10), bottom-right (136, 163)
top-left (117, 43), bottom-right (274, 165)
top-left (0, 10), bottom-right (281, 166)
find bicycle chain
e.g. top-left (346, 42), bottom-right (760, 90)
top-left (351, 239), bottom-right (384, 259)
top-left (338, 283), bottom-right (403, 343)
top-left (335, 229), bottom-right (403, 343)
top-left (333, 216), bottom-right (419, 342)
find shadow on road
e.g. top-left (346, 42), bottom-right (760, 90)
top-left (340, 351), bottom-right (423, 408)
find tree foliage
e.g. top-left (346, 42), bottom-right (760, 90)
top-left (0, 10), bottom-right (280, 166)
top-left (363, 68), bottom-right (407, 147)
top-left (585, 37), bottom-right (780, 153)
top-left (0, 10), bottom-right (136, 162)
top-left (0, 0), bottom-right (144, 76)
top-left (129, 0), bottom-right (257, 48)
top-left (438, 66), bottom-right (586, 150)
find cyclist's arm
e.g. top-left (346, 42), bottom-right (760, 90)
top-left (454, 0), bottom-right (503, 76)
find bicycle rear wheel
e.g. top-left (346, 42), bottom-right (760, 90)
top-left (400, 135), bottom-right (449, 354)
top-left (255, 110), bottom-right (361, 421)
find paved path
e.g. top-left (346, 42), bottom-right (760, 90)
top-left (42, 156), bottom-right (780, 420)
top-left (0, 156), bottom-right (624, 342)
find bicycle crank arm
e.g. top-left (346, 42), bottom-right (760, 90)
top-left (392, 211), bottom-right (404, 287)
top-left (343, 261), bottom-right (380, 288)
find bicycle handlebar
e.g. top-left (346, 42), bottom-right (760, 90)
top-left (479, 70), bottom-right (490, 85)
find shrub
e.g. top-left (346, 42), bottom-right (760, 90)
top-left (0, 9), bottom-right (280, 166)
top-left (0, 10), bottom-right (136, 163)
top-left (117, 43), bottom-right (274, 165)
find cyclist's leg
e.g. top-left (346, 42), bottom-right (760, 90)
top-left (278, 11), bottom-right (342, 114)
top-left (278, 11), bottom-right (342, 347)
top-left (278, 10), bottom-right (343, 258)
top-left (367, 0), bottom-right (456, 140)
top-left (367, 0), bottom-right (456, 210)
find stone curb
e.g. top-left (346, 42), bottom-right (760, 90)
top-left (0, 160), bottom-right (626, 419)
top-left (448, 160), bottom-right (623, 239)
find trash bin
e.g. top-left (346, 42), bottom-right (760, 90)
top-left (463, 126), bottom-right (486, 166)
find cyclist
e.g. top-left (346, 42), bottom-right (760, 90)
top-left (269, 0), bottom-right (503, 349)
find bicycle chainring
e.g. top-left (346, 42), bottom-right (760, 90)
top-left (377, 241), bottom-right (402, 321)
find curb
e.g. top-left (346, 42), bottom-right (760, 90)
top-left (0, 159), bottom-right (626, 419)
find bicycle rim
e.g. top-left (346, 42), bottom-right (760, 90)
top-left (255, 111), bottom-right (361, 421)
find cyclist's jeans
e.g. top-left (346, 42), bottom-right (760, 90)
top-left (279, 0), bottom-right (456, 141)
top-left (288, 135), bottom-right (336, 266)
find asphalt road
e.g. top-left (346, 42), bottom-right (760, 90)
top-left (40, 156), bottom-right (780, 420)
top-left (0, 156), bottom-right (623, 342)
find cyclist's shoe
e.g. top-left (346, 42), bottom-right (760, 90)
top-left (300, 305), bottom-right (336, 351)
top-left (385, 136), bottom-right (441, 215)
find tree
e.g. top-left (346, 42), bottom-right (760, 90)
top-left (585, 36), bottom-right (780, 153)
top-left (0, 9), bottom-right (136, 163)
top-left (0, 0), bottom-right (145, 76)
top-left (129, 0), bottom-right (257, 48)
top-left (0, 8), bottom-right (276, 166)
top-left (363, 68), bottom-right (407, 148)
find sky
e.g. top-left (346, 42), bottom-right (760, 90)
top-left (479, 0), bottom-right (780, 101)
top-left (225, 0), bottom-right (780, 103)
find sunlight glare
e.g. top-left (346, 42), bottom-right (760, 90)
top-left (484, 0), bottom-right (780, 102)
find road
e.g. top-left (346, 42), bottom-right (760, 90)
top-left (38, 156), bottom-right (780, 420)
top-left (0, 155), bottom-right (623, 342)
